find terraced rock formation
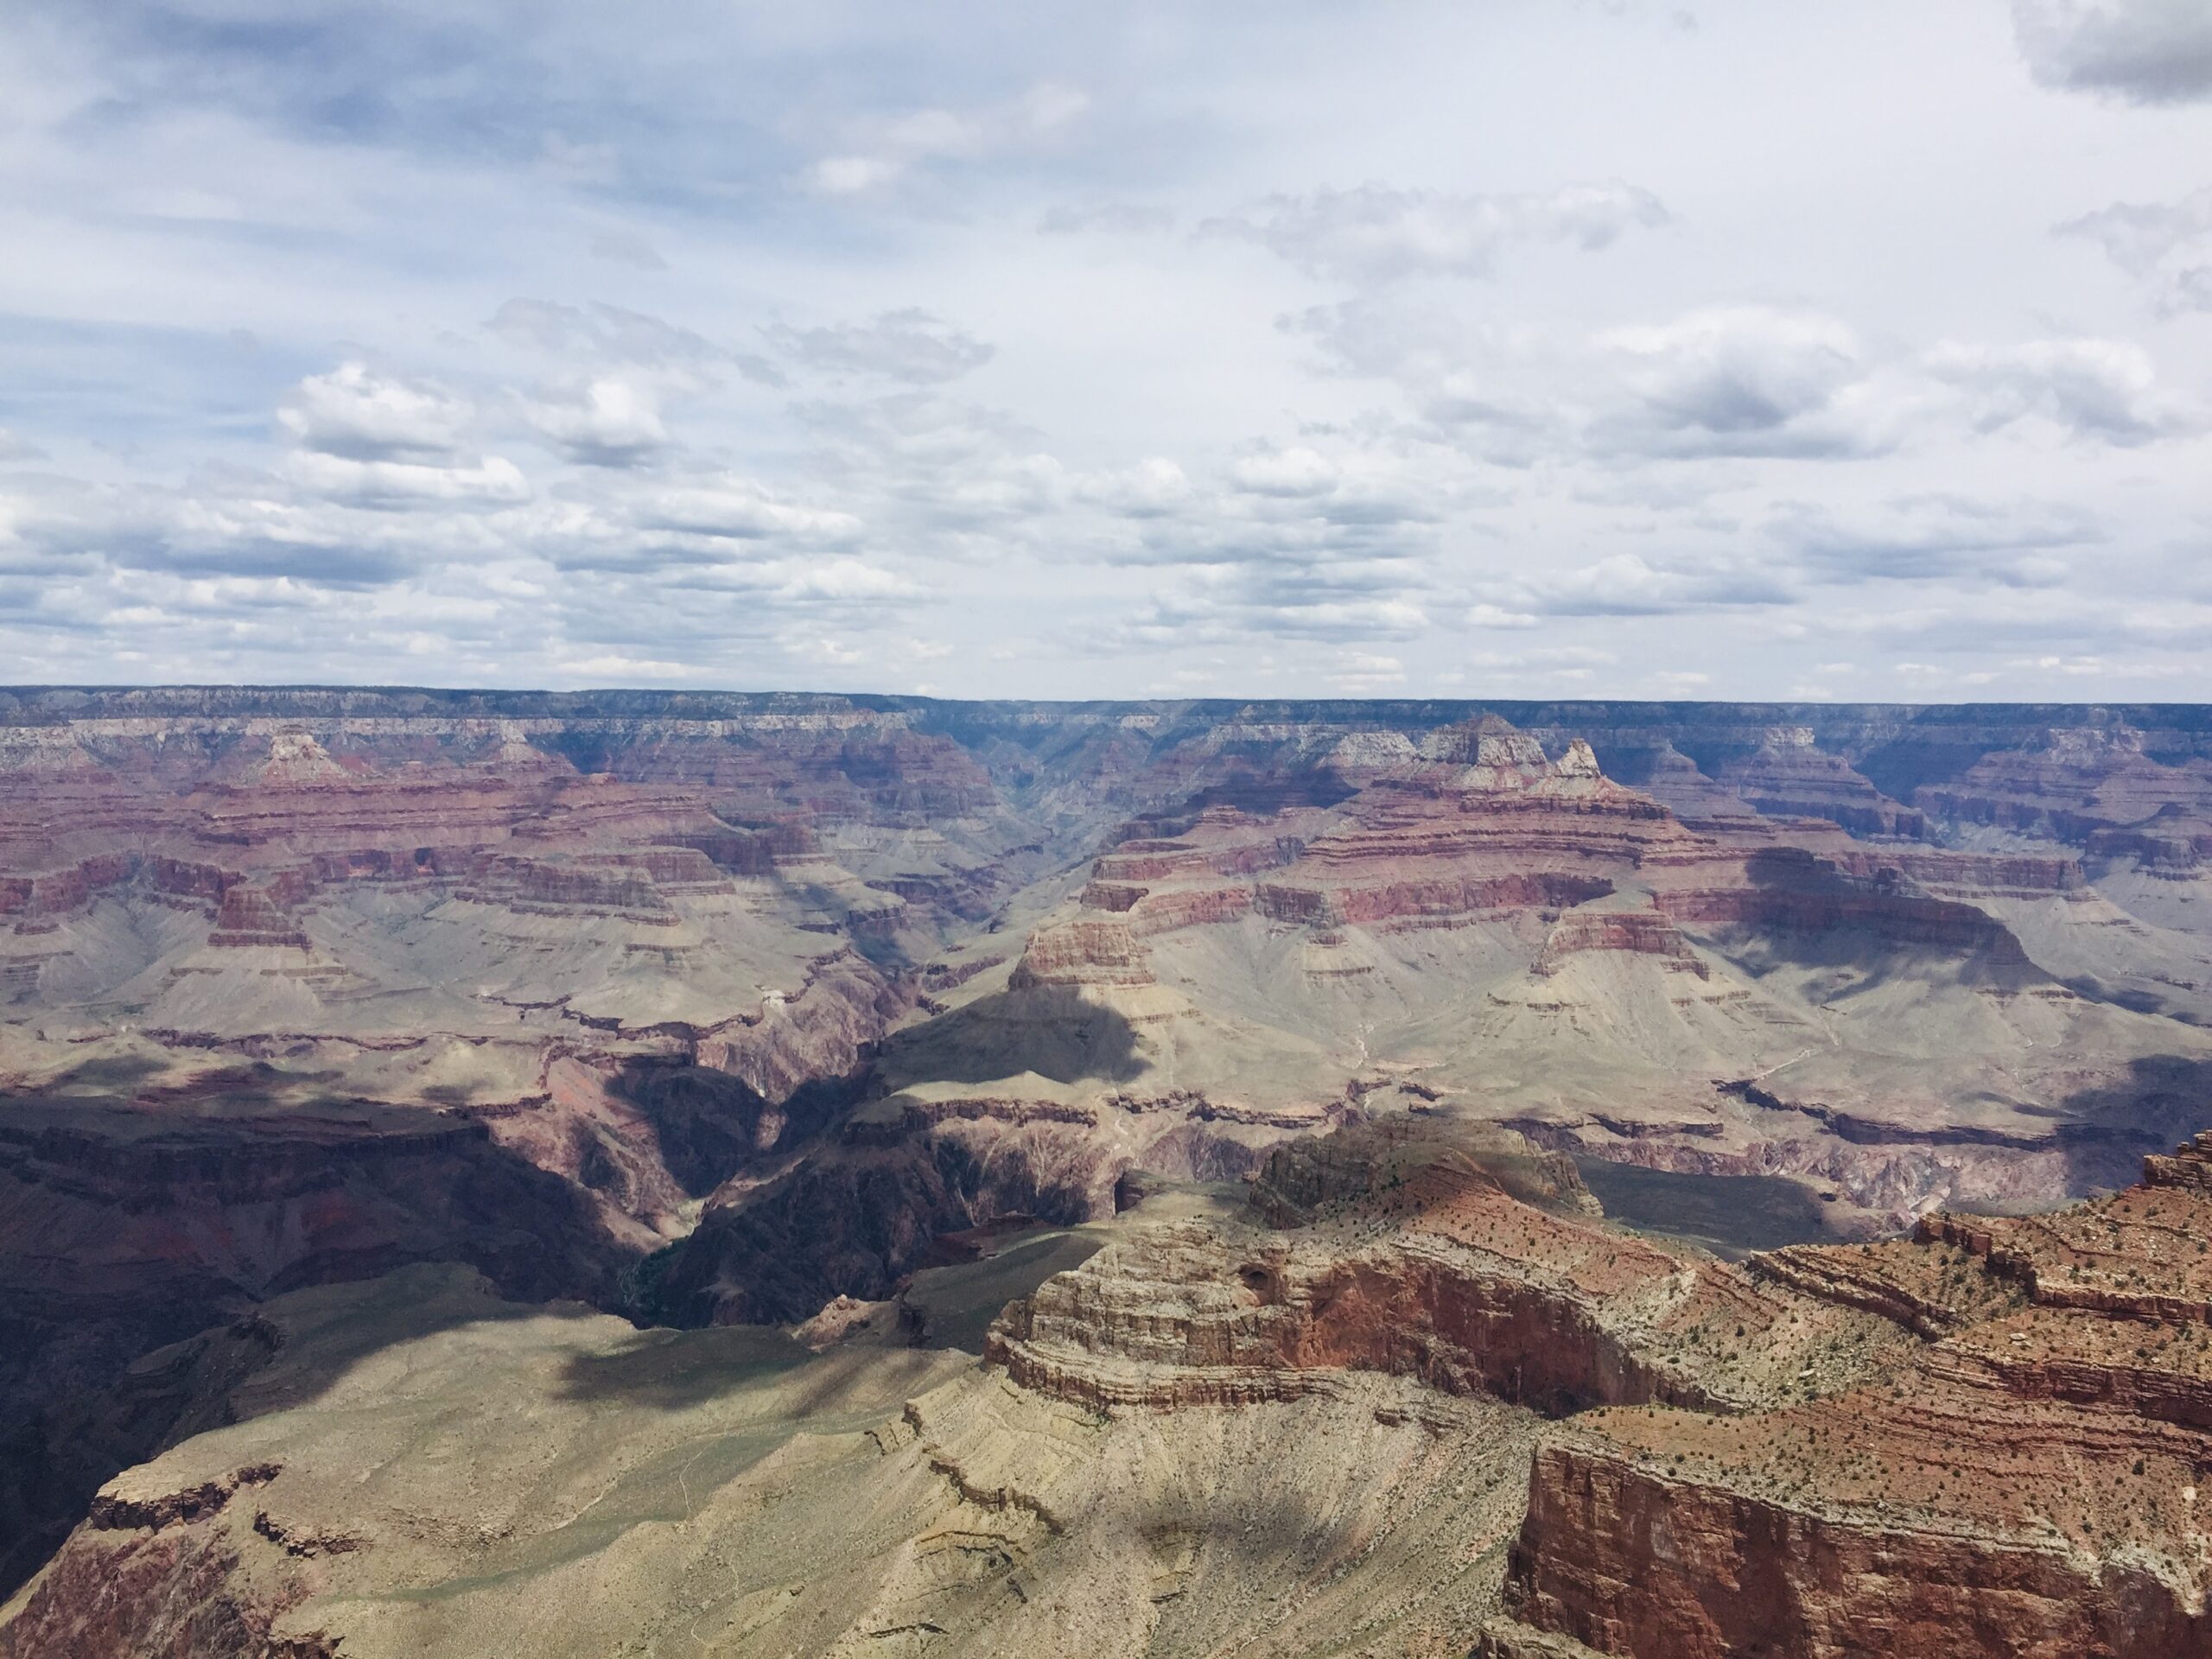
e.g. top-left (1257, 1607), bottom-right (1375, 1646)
top-left (1479, 1135), bottom-right (2212, 1658)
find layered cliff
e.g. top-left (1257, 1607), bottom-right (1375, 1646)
top-left (1480, 1135), bottom-right (2212, 1658)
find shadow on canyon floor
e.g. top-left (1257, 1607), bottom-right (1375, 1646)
top-left (2054, 1053), bottom-right (2212, 1193)
top-left (0, 1268), bottom-right (579, 1600)
top-left (1724, 847), bottom-right (2032, 991)
top-left (874, 986), bottom-right (1144, 1087)
top-left (1570, 1157), bottom-right (1835, 1260)
top-left (0, 1069), bottom-right (671, 1602)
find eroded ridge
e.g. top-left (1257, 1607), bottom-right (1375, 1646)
top-left (1480, 1134), bottom-right (2212, 1658)
top-left (988, 1125), bottom-right (1913, 1420)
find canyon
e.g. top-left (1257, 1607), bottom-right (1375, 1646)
top-left (5, 687), bottom-right (2212, 1656)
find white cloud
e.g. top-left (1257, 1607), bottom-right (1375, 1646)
top-left (282, 450), bottom-right (530, 507)
top-left (1466, 603), bottom-right (1541, 629)
top-left (1078, 457), bottom-right (1196, 518)
top-left (557, 653), bottom-right (702, 680)
top-left (1590, 308), bottom-right (1891, 460)
top-left (521, 378), bottom-right (671, 466)
top-left (1229, 445), bottom-right (1339, 497)
top-left (1923, 336), bottom-right (2198, 444)
top-left (278, 362), bottom-right (472, 461)
top-left (622, 477), bottom-right (861, 546)
top-left (1769, 494), bottom-right (2101, 584)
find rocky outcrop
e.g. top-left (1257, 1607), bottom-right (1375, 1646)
top-left (1532, 910), bottom-right (1707, 979)
top-left (1006, 918), bottom-right (1154, 988)
top-left (1482, 1435), bottom-right (2209, 1659)
top-left (987, 1125), bottom-right (1894, 1419)
top-left (1484, 1134), bottom-right (2212, 1658)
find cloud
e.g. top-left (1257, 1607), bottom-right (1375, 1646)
top-left (0, 429), bottom-right (47, 462)
top-left (556, 653), bottom-right (702, 680)
top-left (1229, 445), bottom-right (1338, 497)
top-left (764, 556), bottom-right (921, 603)
top-left (1326, 651), bottom-right (1408, 692)
top-left (520, 378), bottom-right (671, 466)
top-left (277, 361), bottom-right (471, 461)
top-left (1589, 308), bottom-right (1891, 460)
top-left (7, 479), bottom-right (423, 586)
top-left (2059, 188), bottom-right (2212, 314)
top-left (766, 308), bottom-right (994, 385)
top-left (2012, 0), bottom-right (2212, 104)
top-left (282, 449), bottom-right (530, 507)
top-left (1923, 336), bottom-right (2198, 444)
top-left (1078, 457), bottom-right (1197, 518)
top-left (803, 81), bottom-right (1090, 196)
top-left (1209, 180), bottom-right (1669, 283)
top-left (1519, 552), bottom-right (1793, 617)
top-left (1769, 495), bottom-right (2102, 584)
top-left (614, 475), bottom-right (861, 549)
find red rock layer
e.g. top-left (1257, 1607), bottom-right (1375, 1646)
top-left (1055, 715), bottom-right (2064, 984)
top-left (987, 1127), bottom-right (1883, 1418)
top-left (1484, 1135), bottom-right (2212, 1658)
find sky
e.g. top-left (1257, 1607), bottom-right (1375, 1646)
top-left (0, 0), bottom-right (2209, 701)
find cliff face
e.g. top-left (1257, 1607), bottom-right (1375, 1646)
top-left (987, 1123), bottom-right (1908, 1420)
top-left (1479, 1135), bottom-right (2212, 1659)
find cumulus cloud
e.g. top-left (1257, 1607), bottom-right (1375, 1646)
top-left (1119, 574), bottom-right (1430, 646)
top-left (2012, 0), bottom-right (2212, 104)
top-left (277, 361), bottom-right (473, 461)
top-left (520, 378), bottom-right (671, 466)
top-left (1210, 180), bottom-right (1669, 284)
top-left (1923, 336), bottom-right (2199, 444)
top-left (766, 309), bottom-right (994, 385)
top-left (282, 449), bottom-right (530, 508)
top-left (1589, 308), bottom-right (1891, 460)
top-left (2060, 188), bottom-right (2212, 314)
top-left (274, 363), bottom-right (529, 507)
top-left (9, 479), bottom-right (424, 586)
